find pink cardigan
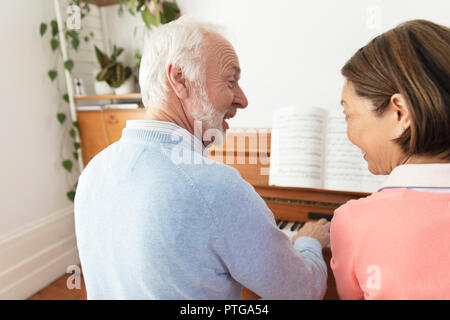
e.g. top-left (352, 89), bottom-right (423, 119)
top-left (330, 164), bottom-right (450, 299)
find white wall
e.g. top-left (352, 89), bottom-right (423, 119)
top-left (0, 0), bottom-right (80, 299)
top-left (102, 1), bottom-right (450, 127)
top-left (102, 5), bottom-right (147, 71)
top-left (174, 0), bottom-right (449, 128)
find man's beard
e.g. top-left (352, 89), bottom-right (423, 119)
top-left (191, 89), bottom-right (229, 147)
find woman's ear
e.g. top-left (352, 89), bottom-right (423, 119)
top-left (389, 93), bottom-right (411, 134)
top-left (166, 63), bottom-right (188, 99)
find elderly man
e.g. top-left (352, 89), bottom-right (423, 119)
top-left (74, 16), bottom-right (330, 300)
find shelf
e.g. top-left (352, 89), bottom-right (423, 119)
top-left (74, 93), bottom-right (142, 101)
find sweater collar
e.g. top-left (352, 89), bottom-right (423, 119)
top-left (125, 120), bottom-right (208, 156)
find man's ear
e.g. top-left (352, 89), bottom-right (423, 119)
top-left (389, 93), bottom-right (411, 134)
top-left (166, 63), bottom-right (188, 99)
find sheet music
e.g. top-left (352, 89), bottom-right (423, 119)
top-left (269, 106), bottom-right (327, 189)
top-left (324, 110), bottom-right (386, 193)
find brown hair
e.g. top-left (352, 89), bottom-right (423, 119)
top-left (341, 19), bottom-right (450, 160)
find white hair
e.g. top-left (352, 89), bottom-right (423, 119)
top-left (139, 16), bottom-right (226, 109)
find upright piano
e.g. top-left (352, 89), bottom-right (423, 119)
top-left (77, 111), bottom-right (370, 299)
top-left (209, 130), bottom-right (370, 300)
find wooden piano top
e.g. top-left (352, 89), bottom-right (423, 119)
top-left (252, 183), bottom-right (369, 205)
top-left (209, 130), bottom-right (370, 208)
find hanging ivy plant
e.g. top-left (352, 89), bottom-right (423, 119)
top-left (39, 0), bottom-right (93, 202)
top-left (39, 0), bottom-right (180, 203)
top-left (118, 0), bottom-right (181, 29)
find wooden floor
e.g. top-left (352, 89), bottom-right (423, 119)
top-left (28, 260), bottom-right (336, 300)
top-left (28, 269), bottom-right (87, 300)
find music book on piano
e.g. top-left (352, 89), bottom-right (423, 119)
top-left (269, 106), bottom-right (385, 193)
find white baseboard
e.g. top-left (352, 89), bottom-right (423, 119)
top-left (0, 206), bottom-right (80, 300)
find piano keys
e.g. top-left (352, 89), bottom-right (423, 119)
top-left (276, 218), bottom-right (331, 247)
top-left (276, 219), bottom-right (303, 241)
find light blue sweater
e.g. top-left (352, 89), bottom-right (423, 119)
top-left (74, 125), bottom-right (327, 299)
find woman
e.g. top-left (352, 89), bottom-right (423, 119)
top-left (331, 19), bottom-right (450, 299)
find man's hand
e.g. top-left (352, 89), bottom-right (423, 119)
top-left (291, 218), bottom-right (330, 248)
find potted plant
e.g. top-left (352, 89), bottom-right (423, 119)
top-left (94, 45), bottom-right (134, 95)
top-left (133, 50), bottom-right (142, 92)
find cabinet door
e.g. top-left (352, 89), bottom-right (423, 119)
top-left (103, 109), bottom-right (147, 144)
top-left (77, 108), bottom-right (146, 167)
top-left (77, 110), bottom-right (108, 167)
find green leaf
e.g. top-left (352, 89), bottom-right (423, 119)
top-left (69, 128), bottom-right (76, 139)
top-left (96, 63), bottom-right (114, 81)
top-left (50, 38), bottom-right (59, 51)
top-left (72, 37), bottom-right (80, 51)
top-left (162, 1), bottom-right (180, 23)
top-left (64, 59), bottom-right (74, 72)
top-left (48, 70), bottom-right (57, 81)
top-left (124, 66), bottom-right (132, 80)
top-left (73, 121), bottom-right (80, 130)
top-left (57, 113), bottom-right (66, 124)
top-left (66, 31), bottom-right (80, 51)
top-left (110, 45), bottom-right (124, 62)
top-left (134, 51), bottom-right (142, 69)
top-left (62, 160), bottom-right (73, 172)
top-left (74, 142), bottom-right (81, 150)
top-left (89, 31), bottom-right (94, 37)
top-left (94, 45), bottom-right (109, 68)
top-left (63, 93), bottom-right (69, 103)
top-left (129, 0), bottom-right (136, 15)
top-left (40, 23), bottom-right (47, 37)
top-left (66, 30), bottom-right (78, 39)
top-left (73, 151), bottom-right (78, 160)
top-left (94, 45), bottom-right (103, 66)
top-left (84, 1), bottom-right (91, 14)
top-left (106, 63), bottom-right (125, 88)
top-left (160, 13), bottom-right (166, 24)
top-left (136, 0), bottom-right (146, 11)
top-left (152, 0), bottom-right (161, 26)
top-left (84, 36), bottom-right (89, 42)
top-left (66, 190), bottom-right (76, 202)
top-left (141, 6), bottom-right (157, 30)
top-left (50, 20), bottom-right (58, 37)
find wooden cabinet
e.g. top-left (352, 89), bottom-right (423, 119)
top-left (76, 108), bottom-right (146, 166)
top-left (103, 109), bottom-right (146, 143)
top-left (76, 110), bottom-right (106, 167)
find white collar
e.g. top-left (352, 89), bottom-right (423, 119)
top-left (378, 163), bottom-right (450, 192)
top-left (126, 120), bottom-right (207, 156)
